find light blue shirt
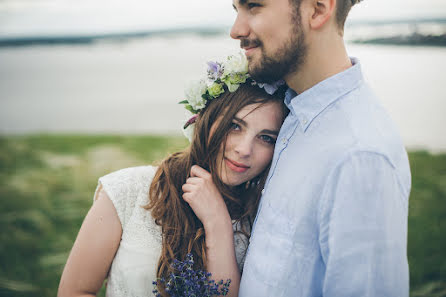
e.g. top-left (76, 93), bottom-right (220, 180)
top-left (239, 58), bottom-right (411, 297)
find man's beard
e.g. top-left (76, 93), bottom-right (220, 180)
top-left (243, 21), bottom-right (307, 84)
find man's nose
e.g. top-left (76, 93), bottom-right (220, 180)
top-left (230, 13), bottom-right (249, 40)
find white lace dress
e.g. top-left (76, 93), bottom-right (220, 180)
top-left (93, 165), bottom-right (249, 297)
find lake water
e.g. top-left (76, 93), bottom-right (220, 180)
top-left (0, 35), bottom-right (445, 152)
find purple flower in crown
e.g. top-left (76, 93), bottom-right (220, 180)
top-left (180, 52), bottom-right (250, 142)
top-left (207, 61), bottom-right (224, 80)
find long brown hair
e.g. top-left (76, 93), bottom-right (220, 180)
top-left (146, 83), bottom-right (287, 287)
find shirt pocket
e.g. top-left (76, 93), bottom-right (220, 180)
top-left (247, 202), bottom-right (297, 287)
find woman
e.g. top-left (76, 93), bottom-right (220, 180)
top-left (58, 53), bottom-right (287, 297)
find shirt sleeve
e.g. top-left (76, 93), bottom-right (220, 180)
top-left (318, 151), bottom-right (409, 297)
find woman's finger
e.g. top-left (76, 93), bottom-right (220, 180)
top-left (190, 165), bottom-right (211, 179)
top-left (182, 192), bottom-right (194, 203)
top-left (185, 177), bottom-right (202, 185)
top-left (182, 183), bottom-right (196, 193)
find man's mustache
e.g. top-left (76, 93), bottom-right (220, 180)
top-left (240, 38), bottom-right (262, 49)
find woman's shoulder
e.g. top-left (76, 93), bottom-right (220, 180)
top-left (99, 165), bottom-right (157, 186)
top-left (93, 165), bottom-right (158, 228)
top-left (97, 165), bottom-right (157, 200)
top-left (101, 164), bottom-right (156, 179)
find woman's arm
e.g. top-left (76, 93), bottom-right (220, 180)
top-left (203, 213), bottom-right (240, 297)
top-left (58, 188), bottom-right (122, 297)
top-left (182, 165), bottom-right (240, 297)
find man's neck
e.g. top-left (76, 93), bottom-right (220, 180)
top-left (285, 39), bottom-right (352, 94)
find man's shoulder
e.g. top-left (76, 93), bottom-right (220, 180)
top-left (318, 84), bottom-right (410, 184)
top-left (323, 82), bottom-right (402, 152)
top-left (292, 81), bottom-right (407, 169)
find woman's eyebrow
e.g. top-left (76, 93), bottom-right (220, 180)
top-left (261, 129), bottom-right (279, 136)
top-left (234, 117), bottom-right (247, 126)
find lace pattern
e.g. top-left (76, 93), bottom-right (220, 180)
top-left (233, 219), bottom-right (251, 272)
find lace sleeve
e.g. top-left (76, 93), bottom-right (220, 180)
top-left (93, 166), bottom-right (156, 229)
top-left (233, 219), bottom-right (251, 272)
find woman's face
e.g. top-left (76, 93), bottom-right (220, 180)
top-left (217, 101), bottom-right (284, 187)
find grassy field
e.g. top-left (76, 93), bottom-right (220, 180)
top-left (0, 135), bottom-right (445, 297)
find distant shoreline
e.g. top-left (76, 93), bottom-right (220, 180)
top-left (0, 27), bottom-right (228, 47)
top-left (2, 31), bottom-right (445, 48)
top-left (1, 17), bottom-right (446, 47)
top-left (353, 33), bottom-right (446, 47)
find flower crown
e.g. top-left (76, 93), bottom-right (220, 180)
top-left (180, 52), bottom-right (284, 141)
top-left (180, 52), bottom-right (249, 116)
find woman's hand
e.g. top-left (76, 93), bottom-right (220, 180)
top-left (182, 165), bottom-right (240, 297)
top-left (182, 165), bottom-right (231, 230)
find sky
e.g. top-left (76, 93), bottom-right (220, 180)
top-left (0, 0), bottom-right (446, 37)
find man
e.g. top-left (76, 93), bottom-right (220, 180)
top-left (230, 0), bottom-right (411, 296)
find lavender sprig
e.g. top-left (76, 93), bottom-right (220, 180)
top-left (152, 253), bottom-right (231, 297)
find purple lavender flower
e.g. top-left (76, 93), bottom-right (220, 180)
top-left (207, 61), bottom-right (223, 80)
top-left (152, 253), bottom-right (231, 297)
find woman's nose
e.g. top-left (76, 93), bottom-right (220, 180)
top-left (230, 13), bottom-right (250, 40)
top-left (234, 136), bottom-right (253, 157)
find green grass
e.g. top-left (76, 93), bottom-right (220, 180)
top-left (0, 135), bottom-right (445, 297)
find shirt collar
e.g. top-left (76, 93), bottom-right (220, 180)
top-left (284, 57), bottom-right (363, 132)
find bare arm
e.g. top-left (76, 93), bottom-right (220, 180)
top-left (182, 165), bottom-right (240, 297)
top-left (204, 214), bottom-right (240, 297)
top-left (58, 188), bottom-right (122, 297)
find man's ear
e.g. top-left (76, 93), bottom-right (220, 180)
top-left (309, 0), bottom-right (336, 30)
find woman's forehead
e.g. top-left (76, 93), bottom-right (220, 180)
top-left (235, 102), bottom-right (283, 128)
top-left (235, 101), bottom-right (281, 118)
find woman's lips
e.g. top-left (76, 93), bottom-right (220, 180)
top-left (225, 158), bottom-right (250, 173)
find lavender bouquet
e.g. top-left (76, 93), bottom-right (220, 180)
top-left (152, 253), bottom-right (231, 297)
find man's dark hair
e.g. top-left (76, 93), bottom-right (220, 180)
top-left (290, 0), bottom-right (362, 30)
top-left (335, 0), bottom-right (362, 29)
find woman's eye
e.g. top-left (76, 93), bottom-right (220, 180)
top-left (230, 122), bottom-right (241, 130)
top-left (260, 135), bottom-right (276, 144)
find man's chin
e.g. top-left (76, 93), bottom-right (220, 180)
top-left (247, 52), bottom-right (283, 83)
top-left (247, 56), bottom-right (266, 78)
top-left (249, 65), bottom-right (281, 84)
top-left (246, 51), bottom-right (258, 64)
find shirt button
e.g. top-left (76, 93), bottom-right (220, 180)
top-left (302, 119), bottom-right (308, 125)
top-left (261, 188), bottom-right (265, 195)
top-left (282, 138), bottom-right (287, 144)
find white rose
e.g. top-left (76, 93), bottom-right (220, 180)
top-left (185, 79), bottom-right (207, 111)
top-left (223, 52), bottom-right (248, 77)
